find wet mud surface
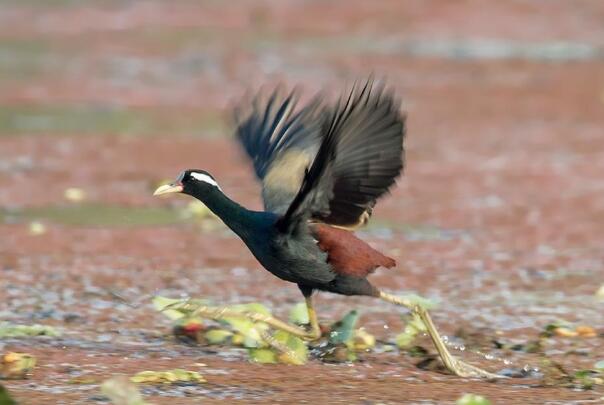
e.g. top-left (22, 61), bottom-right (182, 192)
top-left (1, 1), bottom-right (604, 404)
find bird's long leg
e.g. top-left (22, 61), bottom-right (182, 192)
top-left (379, 291), bottom-right (502, 379)
top-left (303, 295), bottom-right (321, 339)
top-left (191, 295), bottom-right (321, 341)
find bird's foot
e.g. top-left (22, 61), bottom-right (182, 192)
top-left (412, 305), bottom-right (505, 379)
top-left (440, 355), bottom-right (504, 379)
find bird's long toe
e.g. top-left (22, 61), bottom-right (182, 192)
top-left (443, 356), bottom-right (505, 379)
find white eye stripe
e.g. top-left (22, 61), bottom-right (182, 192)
top-left (190, 172), bottom-right (221, 189)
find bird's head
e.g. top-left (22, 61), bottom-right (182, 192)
top-left (153, 169), bottom-right (222, 198)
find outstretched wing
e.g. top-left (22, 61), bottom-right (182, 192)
top-left (318, 80), bottom-right (405, 228)
top-left (277, 80), bottom-right (406, 233)
top-left (234, 87), bottom-right (324, 214)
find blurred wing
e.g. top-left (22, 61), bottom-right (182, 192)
top-left (234, 87), bottom-right (323, 214)
top-left (316, 80), bottom-right (406, 228)
top-left (277, 79), bottom-right (405, 233)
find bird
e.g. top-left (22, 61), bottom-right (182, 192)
top-left (153, 79), bottom-right (499, 378)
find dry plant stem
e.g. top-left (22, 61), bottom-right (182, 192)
top-left (379, 291), bottom-right (504, 379)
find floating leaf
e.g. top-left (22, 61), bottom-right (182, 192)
top-left (152, 296), bottom-right (188, 320)
top-left (204, 329), bottom-right (233, 345)
top-left (0, 323), bottom-right (60, 338)
top-left (353, 328), bottom-right (376, 351)
top-left (596, 284), bottom-right (604, 301)
top-left (1, 352), bottom-right (36, 379)
top-left (231, 333), bottom-right (245, 346)
top-left (130, 369), bottom-right (206, 384)
top-left (228, 303), bottom-right (272, 317)
top-left (0, 384), bottom-right (17, 405)
top-left (152, 296), bottom-right (211, 320)
top-left (544, 320), bottom-right (598, 339)
top-left (329, 310), bottom-right (359, 345)
top-left (289, 302), bottom-right (309, 325)
top-left (542, 320), bottom-right (573, 337)
top-left (396, 313), bottom-right (426, 349)
top-left (312, 311), bottom-right (362, 363)
top-left (221, 317), bottom-right (268, 348)
top-left (575, 326), bottom-right (597, 338)
top-left (456, 393), bottom-right (491, 405)
top-left (573, 370), bottom-right (602, 390)
top-left (272, 330), bottom-right (308, 365)
top-left (554, 327), bottom-right (578, 338)
top-left (28, 221), bottom-right (46, 235)
top-left (540, 357), bottom-right (573, 387)
top-left (248, 348), bottom-right (277, 364)
top-left (219, 302), bottom-right (273, 347)
top-left (67, 377), bottom-right (99, 385)
top-left (64, 187), bottom-right (86, 203)
top-left (396, 293), bottom-right (438, 310)
top-left (101, 376), bottom-right (147, 405)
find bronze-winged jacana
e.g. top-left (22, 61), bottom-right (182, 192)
top-left (154, 80), bottom-right (499, 378)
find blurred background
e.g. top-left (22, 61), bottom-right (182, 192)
top-left (1, 1), bottom-right (603, 403)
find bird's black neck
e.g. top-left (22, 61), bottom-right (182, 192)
top-left (186, 185), bottom-right (257, 240)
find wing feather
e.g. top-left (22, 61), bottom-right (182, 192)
top-left (234, 87), bottom-right (323, 213)
top-left (235, 79), bottom-right (405, 233)
top-left (276, 80), bottom-right (405, 233)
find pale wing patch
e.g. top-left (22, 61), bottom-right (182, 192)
top-left (263, 150), bottom-right (311, 193)
top-left (190, 172), bottom-right (221, 189)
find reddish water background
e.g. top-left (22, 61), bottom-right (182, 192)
top-left (1, 1), bottom-right (603, 403)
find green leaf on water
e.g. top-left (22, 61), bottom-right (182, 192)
top-left (101, 376), bottom-right (148, 405)
top-left (456, 393), bottom-right (492, 405)
top-left (314, 310), bottom-right (364, 363)
top-left (288, 302), bottom-right (309, 325)
top-left (130, 369), bottom-right (206, 384)
top-left (220, 317), bottom-right (268, 348)
top-left (1, 352), bottom-right (37, 379)
top-left (152, 296), bottom-right (187, 321)
top-left (152, 296), bottom-right (213, 320)
top-left (542, 319), bottom-right (574, 337)
top-left (218, 303), bottom-right (272, 347)
top-left (0, 323), bottom-right (60, 338)
top-left (329, 310), bottom-right (359, 345)
top-left (595, 284), bottom-right (604, 301)
top-left (248, 348), bottom-right (278, 364)
top-left (573, 370), bottom-right (600, 390)
top-left (395, 313), bottom-right (427, 349)
top-left (353, 328), bottom-right (376, 350)
top-left (273, 330), bottom-right (308, 365)
top-left (397, 293), bottom-right (438, 310)
top-left (228, 303), bottom-right (272, 316)
top-left (204, 329), bottom-right (233, 345)
top-left (0, 384), bottom-right (17, 405)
